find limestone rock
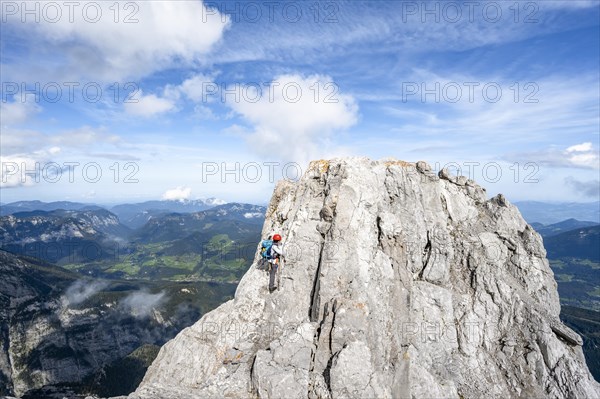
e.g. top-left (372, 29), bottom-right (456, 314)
top-left (130, 157), bottom-right (599, 399)
top-left (439, 167), bottom-right (452, 180)
top-left (415, 161), bottom-right (431, 173)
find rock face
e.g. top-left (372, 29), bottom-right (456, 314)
top-left (132, 157), bottom-right (600, 399)
top-left (0, 250), bottom-right (154, 398)
top-left (0, 250), bottom-right (214, 398)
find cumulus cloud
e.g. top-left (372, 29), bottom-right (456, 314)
top-left (62, 279), bottom-right (109, 306)
top-left (565, 177), bottom-right (600, 198)
top-left (561, 142), bottom-right (598, 169)
top-left (3, 1), bottom-right (230, 82)
top-left (124, 91), bottom-right (177, 117)
top-left (124, 74), bottom-right (215, 118)
top-left (567, 143), bottom-right (593, 153)
top-left (226, 74), bottom-right (358, 163)
top-left (563, 142), bottom-right (599, 169)
top-left (0, 147), bottom-right (63, 188)
top-left (162, 186), bottom-right (192, 200)
top-left (121, 290), bottom-right (167, 318)
top-left (177, 74), bottom-right (215, 103)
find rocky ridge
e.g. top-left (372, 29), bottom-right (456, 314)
top-left (129, 157), bottom-right (599, 398)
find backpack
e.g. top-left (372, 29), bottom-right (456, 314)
top-left (260, 239), bottom-right (274, 259)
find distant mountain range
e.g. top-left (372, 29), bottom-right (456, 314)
top-left (97, 203), bottom-right (264, 282)
top-left (532, 218), bottom-right (599, 238)
top-left (132, 203), bottom-right (265, 243)
top-left (0, 200), bottom-right (103, 215)
top-left (109, 198), bottom-right (227, 228)
top-left (1, 199), bottom-right (228, 229)
top-left (515, 201), bottom-right (600, 225)
top-left (0, 208), bottom-right (130, 265)
top-left (0, 202), bottom-right (266, 282)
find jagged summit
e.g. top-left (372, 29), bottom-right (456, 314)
top-left (129, 157), bottom-right (599, 399)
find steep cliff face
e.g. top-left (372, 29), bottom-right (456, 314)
top-left (132, 158), bottom-right (599, 399)
top-left (0, 251), bottom-right (77, 397)
top-left (0, 250), bottom-right (164, 398)
top-left (0, 250), bottom-right (227, 398)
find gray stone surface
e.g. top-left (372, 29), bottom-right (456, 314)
top-left (130, 157), bottom-right (599, 399)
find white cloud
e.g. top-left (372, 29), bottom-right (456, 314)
top-left (62, 280), bottom-right (109, 306)
top-left (124, 91), bottom-right (176, 117)
top-left (162, 186), bottom-right (192, 200)
top-left (0, 100), bottom-right (40, 126)
top-left (227, 74), bottom-right (358, 163)
top-left (117, 73), bottom-right (216, 119)
top-left (192, 104), bottom-right (218, 120)
top-left (178, 74), bottom-right (215, 102)
top-left (564, 143), bottom-right (599, 169)
top-left (0, 145), bottom-right (65, 188)
top-left (507, 143), bottom-right (599, 170)
top-left (0, 125), bottom-right (139, 190)
top-left (567, 142), bottom-right (593, 153)
top-left (121, 290), bottom-right (166, 318)
top-left (4, 1), bottom-right (229, 82)
top-left (48, 146), bottom-right (61, 155)
top-left (147, 74), bottom-right (217, 119)
top-left (0, 154), bottom-right (42, 188)
top-left (569, 152), bottom-right (599, 169)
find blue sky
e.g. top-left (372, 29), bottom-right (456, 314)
top-left (1, 0), bottom-right (599, 205)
